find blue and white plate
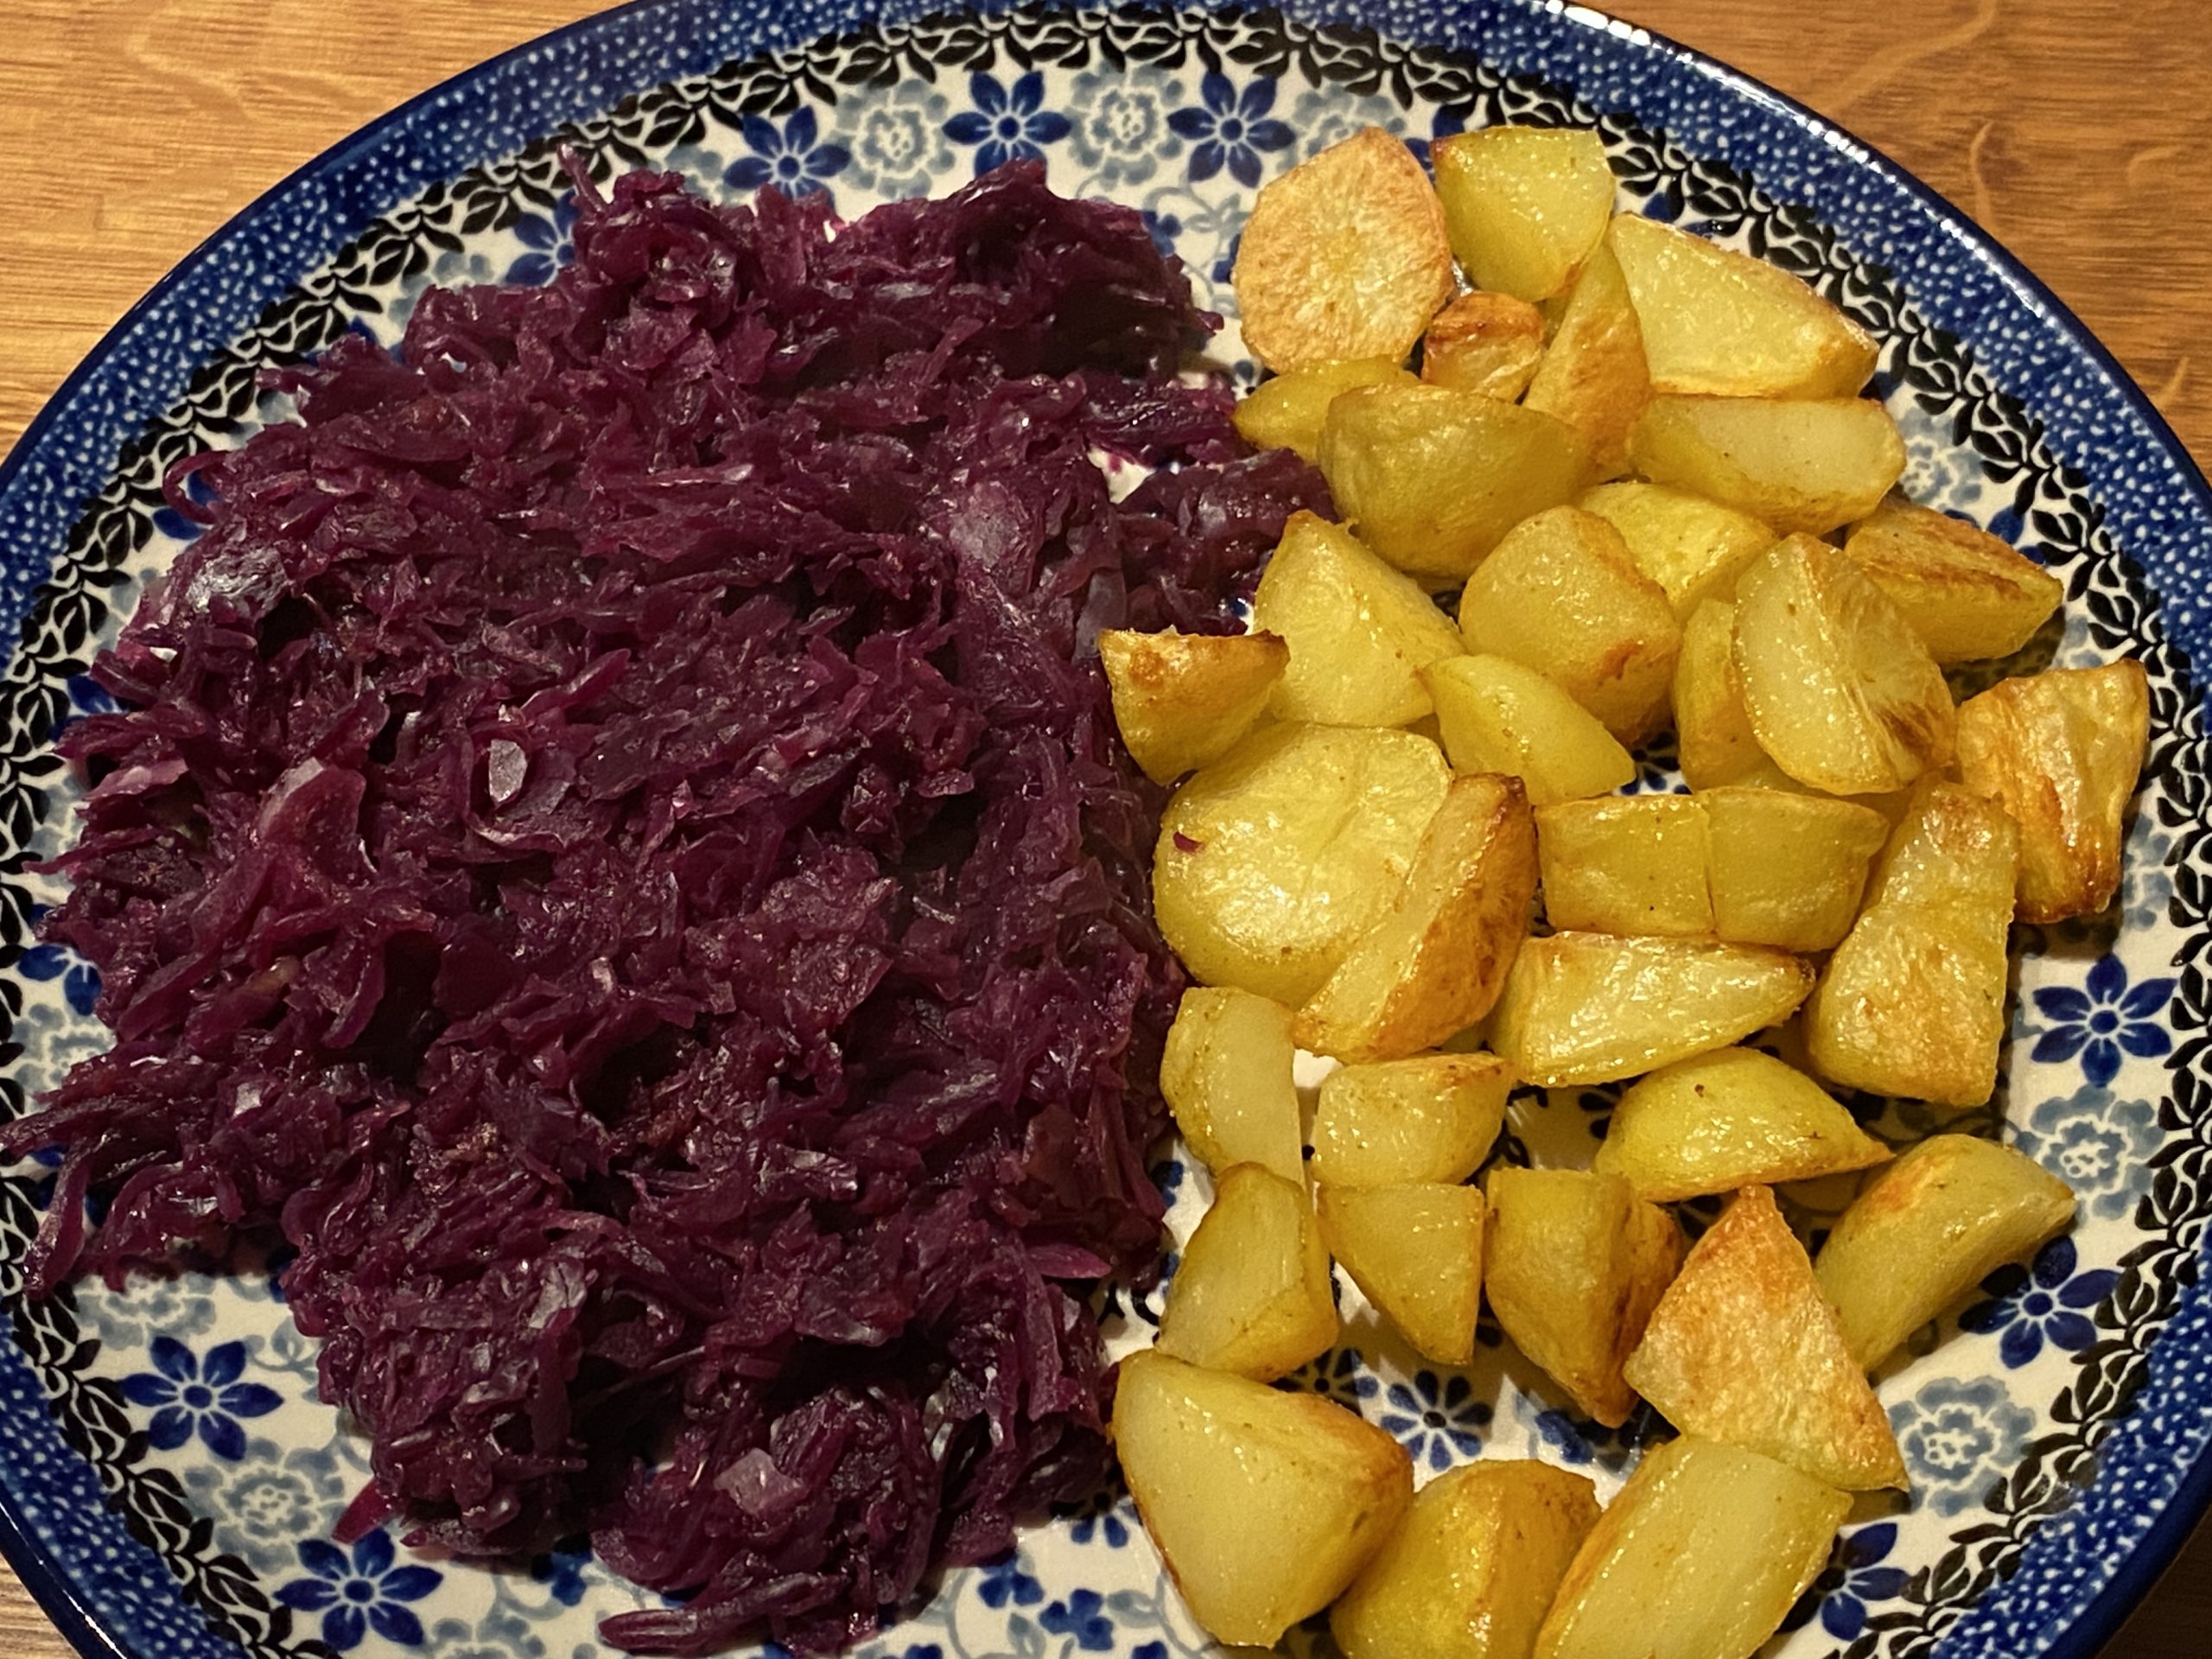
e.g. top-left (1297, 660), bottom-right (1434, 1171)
top-left (0, 4), bottom-right (2207, 1658)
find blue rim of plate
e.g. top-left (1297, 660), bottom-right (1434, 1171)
top-left (0, 3), bottom-right (2204, 1657)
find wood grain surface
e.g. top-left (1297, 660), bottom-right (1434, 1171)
top-left (0, 3), bottom-right (2205, 1656)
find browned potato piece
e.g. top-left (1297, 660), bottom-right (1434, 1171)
top-left (1490, 932), bottom-right (1815, 1087)
top-left (1233, 357), bottom-right (1421, 461)
top-left (1732, 534), bottom-right (1955, 796)
top-left (1701, 787), bottom-right (1891, 950)
top-left (1672, 599), bottom-right (1779, 789)
top-left (1524, 242), bottom-right (1650, 479)
top-left (1841, 498), bottom-right (2065, 663)
top-left (1295, 772), bottom-right (1537, 1063)
top-left (1607, 213), bottom-right (1879, 400)
top-left (1535, 795), bottom-right (1713, 938)
top-left (1955, 662), bottom-right (2151, 922)
top-left (1421, 290), bottom-right (1548, 399)
top-left (1099, 628), bottom-right (1288, 785)
top-left (1457, 505), bottom-right (1683, 743)
top-left (1319, 1182), bottom-right (1485, 1364)
top-left (1432, 125), bottom-right (1616, 303)
top-left (1159, 988), bottom-right (1304, 1183)
top-left (1629, 395), bottom-right (1905, 536)
top-left (1115, 1351), bottom-right (1413, 1647)
top-left (1160, 1164), bottom-right (1337, 1379)
top-left (1424, 654), bottom-right (1637, 804)
top-left (1234, 126), bottom-right (1454, 373)
top-left (1321, 385), bottom-right (1592, 581)
top-left (1624, 1185), bottom-right (1904, 1490)
top-left (1333, 1460), bottom-right (1599, 1659)
top-left (1816, 1135), bottom-right (2077, 1368)
top-left (1577, 480), bottom-right (1773, 620)
top-left (1484, 1167), bottom-right (1640, 1425)
top-left (1309, 1051), bottom-right (1513, 1185)
top-left (1617, 1197), bottom-right (1687, 1376)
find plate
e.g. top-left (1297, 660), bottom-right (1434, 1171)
top-left (0, 4), bottom-right (2207, 1658)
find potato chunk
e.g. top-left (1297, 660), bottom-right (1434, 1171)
top-left (1333, 1460), bottom-right (1599, 1659)
top-left (1732, 534), bottom-right (1955, 796)
top-left (1490, 932), bottom-right (1815, 1087)
top-left (1457, 505), bottom-right (1683, 743)
top-left (1607, 213), bottom-right (1879, 400)
top-left (1099, 628), bottom-right (1288, 785)
top-left (1841, 498), bottom-right (2065, 663)
top-left (1319, 1182), bottom-right (1486, 1364)
top-left (1421, 290), bottom-right (1548, 399)
top-left (1955, 662), bottom-right (2151, 922)
top-left (1534, 1436), bottom-right (1849, 1659)
top-left (1115, 1350), bottom-right (1413, 1647)
top-left (1577, 480), bottom-right (1773, 621)
top-left (1233, 357), bottom-right (1421, 462)
top-left (1432, 125), bottom-right (1616, 303)
top-left (1483, 1167), bottom-right (1640, 1425)
top-left (1320, 385), bottom-right (1592, 581)
top-left (1159, 988), bottom-right (1305, 1182)
top-left (1424, 654), bottom-right (1636, 804)
top-left (1233, 126), bottom-right (1454, 373)
top-left (1701, 786), bottom-right (1891, 950)
top-left (1624, 1186), bottom-right (1904, 1489)
top-left (1671, 600), bottom-right (1778, 790)
top-left (1295, 772), bottom-right (1538, 1063)
top-left (1596, 1049), bottom-right (1891, 1201)
top-left (1524, 243), bottom-right (1650, 478)
top-left (1250, 512), bottom-right (1464, 728)
top-left (1310, 1051), bottom-right (1513, 1185)
top-left (1155, 722), bottom-right (1450, 1005)
top-left (1628, 395), bottom-right (1905, 536)
top-left (1160, 1165), bottom-right (1337, 1380)
top-left (1536, 795), bottom-right (1713, 938)
top-left (1816, 1135), bottom-right (2077, 1368)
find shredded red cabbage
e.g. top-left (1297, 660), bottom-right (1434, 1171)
top-left (7, 161), bottom-right (1325, 1654)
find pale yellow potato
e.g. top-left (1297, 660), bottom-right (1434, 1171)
top-left (1155, 722), bottom-right (1450, 1006)
top-left (1535, 794), bottom-right (1713, 938)
top-left (1457, 505), bottom-right (1683, 743)
top-left (1577, 480), bottom-right (1774, 620)
top-left (1483, 1166), bottom-right (1639, 1426)
top-left (1523, 242), bottom-right (1650, 479)
top-left (1099, 628), bottom-right (1288, 785)
top-left (1232, 357), bottom-right (1421, 462)
top-left (1159, 988), bottom-right (1304, 1183)
top-left (1732, 533), bottom-right (1956, 796)
top-left (1115, 1350), bottom-right (1413, 1648)
top-left (1159, 1164), bottom-right (1338, 1380)
top-left (1319, 1182), bottom-right (1485, 1364)
top-left (1421, 290), bottom-right (1548, 399)
top-left (1489, 932), bottom-right (1815, 1087)
top-left (1333, 1459), bottom-right (1599, 1659)
top-left (1597, 1049), bottom-right (1891, 1202)
top-left (1533, 1436), bottom-right (1850, 1659)
top-left (1295, 772), bottom-right (1538, 1062)
top-left (1841, 498), bottom-right (2065, 664)
top-left (1320, 385), bottom-right (1592, 581)
top-left (1431, 125), bottom-right (1616, 303)
top-left (1816, 1135), bottom-right (2077, 1368)
top-left (1701, 786), bottom-right (1891, 950)
top-left (1233, 126), bottom-right (1455, 373)
top-left (1955, 661), bottom-right (2151, 922)
top-left (1617, 1196), bottom-right (1687, 1378)
top-left (1309, 1051), bottom-right (1514, 1186)
top-left (1607, 213), bottom-right (1880, 400)
top-left (1672, 600), bottom-right (1777, 789)
top-left (1624, 1185), bottom-right (1904, 1489)
top-left (1424, 654), bottom-right (1637, 804)
top-left (1628, 395), bottom-right (1905, 536)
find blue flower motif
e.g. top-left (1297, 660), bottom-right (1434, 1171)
top-left (1166, 75), bottom-right (1295, 188)
top-left (528, 1541), bottom-right (591, 1606)
top-left (1782, 1522), bottom-right (1912, 1641)
top-left (19, 938), bottom-right (100, 1018)
top-left (1379, 1370), bottom-right (1491, 1471)
top-left (1889, 1375), bottom-right (2035, 1516)
top-left (1065, 71), bottom-right (1183, 188)
top-left (502, 193), bottom-right (579, 287)
top-left (724, 107), bottom-right (851, 202)
top-left (1132, 1645), bottom-right (1169, 1659)
top-left (1533, 1408), bottom-right (1599, 1465)
top-left (275, 1530), bottom-right (442, 1650)
top-left (901, 1646), bottom-right (944, 1659)
top-left (1141, 209), bottom-right (1183, 260)
top-left (945, 73), bottom-right (1072, 175)
top-left (1147, 1157), bottom-right (1186, 1203)
top-left (1276, 1346), bottom-right (1380, 1412)
top-left (1065, 1487), bottom-right (1132, 1548)
top-left (1040, 1587), bottom-right (1115, 1651)
top-left (2012, 1084), bottom-right (2163, 1220)
top-left (1958, 1234), bottom-right (2118, 1368)
top-left (118, 1338), bottom-right (282, 1461)
top-left (976, 1551), bottom-right (1044, 1610)
top-left (2029, 952), bottom-right (2172, 1086)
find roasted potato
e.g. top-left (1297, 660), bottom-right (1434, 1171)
top-left (1333, 1459), bottom-right (1599, 1659)
top-left (1233, 126), bottom-right (1454, 373)
top-left (1956, 661), bottom-right (2151, 922)
top-left (1628, 395), bottom-right (1905, 536)
top-left (1490, 932), bottom-right (1815, 1087)
top-left (1160, 1163), bottom-right (1338, 1379)
top-left (1618, 1196), bottom-right (1687, 1376)
top-left (1483, 1166), bottom-right (1640, 1426)
top-left (1533, 1435), bottom-right (1850, 1659)
top-left (1159, 987), bottom-right (1304, 1183)
top-left (1456, 505), bottom-right (1683, 743)
top-left (1115, 1350), bottom-right (1414, 1647)
top-left (1431, 125), bottom-right (1616, 303)
top-left (1577, 480), bottom-right (1773, 621)
top-left (1535, 795), bottom-right (1713, 938)
top-left (1841, 498), bottom-right (2065, 663)
top-left (1732, 533), bottom-right (1956, 796)
top-left (1319, 1181), bottom-right (1486, 1364)
top-left (1309, 1051), bottom-right (1513, 1186)
top-left (1524, 242), bottom-right (1650, 478)
top-left (1233, 357), bottom-right (1421, 462)
top-left (1424, 654), bottom-right (1637, 804)
top-left (1100, 627), bottom-right (1289, 785)
top-left (1596, 1048), bottom-right (1891, 1201)
top-left (1155, 722), bottom-right (1450, 1005)
top-left (1816, 1134), bottom-right (2077, 1368)
top-left (1671, 599), bottom-right (1785, 789)
top-left (1321, 384), bottom-right (1592, 581)
top-left (1607, 213), bottom-right (1879, 400)
top-left (1421, 290), bottom-right (1548, 399)
top-left (1701, 786), bottom-right (1891, 950)
top-left (1295, 772), bottom-right (1538, 1063)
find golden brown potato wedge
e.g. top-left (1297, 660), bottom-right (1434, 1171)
top-left (1617, 1197), bottom-right (1687, 1378)
top-left (1233, 126), bottom-right (1454, 373)
top-left (1099, 627), bottom-right (1289, 785)
top-left (1628, 395), bottom-right (1905, 536)
top-left (1840, 498), bottom-right (2065, 664)
top-left (1421, 290), bottom-right (1548, 399)
top-left (1816, 1135), bottom-right (2077, 1368)
top-left (1319, 1181), bottom-right (1485, 1364)
top-left (1483, 1167), bottom-right (1640, 1425)
top-left (1577, 480), bottom-right (1774, 621)
top-left (1432, 125), bottom-right (1616, 303)
top-left (1115, 1350), bottom-right (1414, 1647)
top-left (1524, 242), bottom-right (1650, 479)
top-left (1672, 599), bottom-right (1779, 790)
top-left (1159, 987), bottom-right (1304, 1183)
top-left (1233, 357), bottom-right (1421, 462)
top-left (1535, 794), bottom-right (1713, 938)
top-left (1701, 786), bottom-right (1891, 950)
top-left (1159, 1164), bottom-right (1338, 1380)
top-left (1309, 1051), bottom-right (1513, 1186)
top-left (1424, 654), bottom-right (1637, 804)
top-left (1955, 661), bottom-right (2151, 922)
top-left (1295, 772), bottom-right (1538, 1063)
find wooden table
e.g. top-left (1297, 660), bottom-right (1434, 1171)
top-left (0, 2), bottom-right (2205, 1655)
